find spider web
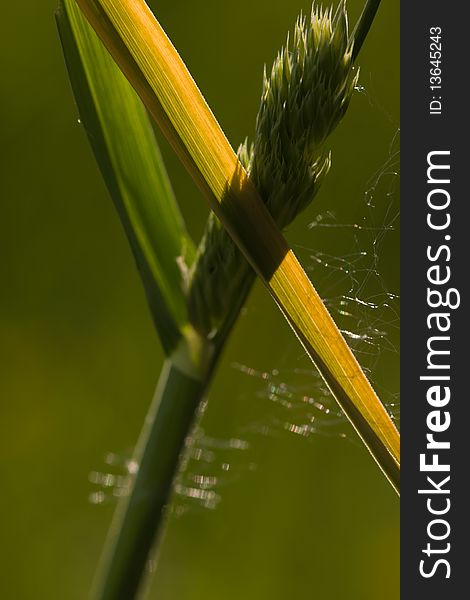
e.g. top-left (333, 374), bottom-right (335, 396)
top-left (88, 111), bottom-right (400, 512)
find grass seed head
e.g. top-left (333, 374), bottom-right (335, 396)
top-left (250, 1), bottom-right (358, 227)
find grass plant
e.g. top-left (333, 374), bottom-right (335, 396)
top-left (56, 1), bottom-right (398, 598)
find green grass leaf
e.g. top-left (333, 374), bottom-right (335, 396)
top-left (56, 0), bottom-right (195, 354)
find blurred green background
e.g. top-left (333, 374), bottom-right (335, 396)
top-left (0, 1), bottom-right (399, 598)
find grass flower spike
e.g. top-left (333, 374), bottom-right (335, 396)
top-left (251, 1), bottom-right (358, 227)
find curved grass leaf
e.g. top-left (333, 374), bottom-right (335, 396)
top-left (56, 0), bottom-right (195, 354)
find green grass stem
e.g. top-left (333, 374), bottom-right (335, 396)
top-left (90, 357), bottom-right (208, 600)
top-left (351, 0), bottom-right (382, 59)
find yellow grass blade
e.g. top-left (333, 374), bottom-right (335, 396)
top-left (76, 0), bottom-right (399, 493)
